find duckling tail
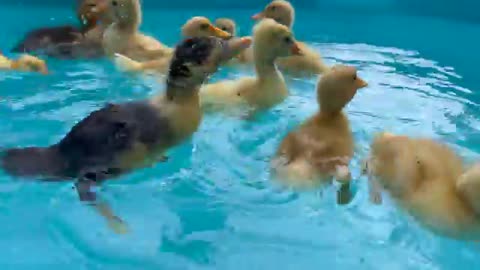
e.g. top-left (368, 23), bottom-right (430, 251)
top-left (114, 53), bottom-right (143, 72)
top-left (0, 54), bottom-right (12, 69)
top-left (1, 146), bottom-right (65, 179)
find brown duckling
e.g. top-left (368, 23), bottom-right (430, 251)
top-left (271, 65), bottom-right (367, 204)
top-left (11, 0), bottom-right (111, 59)
top-left (362, 132), bottom-right (480, 240)
top-left (1, 37), bottom-right (246, 234)
top-left (252, 0), bottom-right (329, 77)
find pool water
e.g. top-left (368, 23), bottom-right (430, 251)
top-left (1, 4), bottom-right (480, 270)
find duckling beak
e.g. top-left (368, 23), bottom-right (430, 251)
top-left (356, 77), bottom-right (368, 89)
top-left (291, 42), bottom-right (302, 56)
top-left (208, 25), bottom-right (232, 39)
top-left (252, 12), bottom-right (264, 20)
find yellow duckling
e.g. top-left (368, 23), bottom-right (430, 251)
top-left (214, 18), bottom-right (251, 65)
top-left (0, 52), bottom-right (48, 74)
top-left (102, 0), bottom-right (171, 62)
top-left (114, 16), bottom-right (233, 74)
top-left (199, 18), bottom-right (301, 113)
top-left (252, 0), bottom-right (329, 77)
top-left (214, 18), bottom-right (237, 36)
top-left (271, 65), bottom-right (368, 204)
top-left (362, 133), bottom-right (480, 240)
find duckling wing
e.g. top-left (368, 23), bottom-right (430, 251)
top-left (58, 101), bottom-right (174, 178)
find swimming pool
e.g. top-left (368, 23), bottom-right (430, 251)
top-left (1, 2), bottom-right (480, 269)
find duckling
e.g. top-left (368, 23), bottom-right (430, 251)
top-left (12, 0), bottom-right (111, 59)
top-left (199, 18), bottom-right (301, 113)
top-left (271, 65), bottom-right (367, 204)
top-left (362, 132), bottom-right (480, 240)
top-left (215, 18), bottom-right (237, 36)
top-left (0, 52), bottom-right (48, 74)
top-left (114, 16), bottom-right (233, 74)
top-left (102, 0), bottom-right (172, 62)
top-left (214, 17), bottom-right (253, 65)
top-left (252, 0), bottom-right (329, 77)
top-left (1, 37), bottom-right (246, 234)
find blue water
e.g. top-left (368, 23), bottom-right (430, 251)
top-left (1, 4), bottom-right (480, 270)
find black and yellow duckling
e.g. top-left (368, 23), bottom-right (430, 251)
top-left (11, 0), bottom-right (111, 59)
top-left (1, 36), bottom-right (246, 233)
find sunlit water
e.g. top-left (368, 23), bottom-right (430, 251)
top-left (1, 5), bottom-right (480, 270)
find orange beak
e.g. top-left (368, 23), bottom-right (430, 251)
top-left (290, 42), bottom-right (302, 56)
top-left (208, 24), bottom-right (232, 39)
top-left (252, 12), bottom-right (264, 20)
top-left (356, 77), bottom-right (368, 89)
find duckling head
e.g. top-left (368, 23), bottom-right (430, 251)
top-left (182, 17), bottom-right (232, 40)
top-left (214, 18), bottom-right (237, 36)
top-left (166, 36), bottom-right (252, 97)
top-left (252, 0), bottom-right (294, 28)
top-left (252, 18), bottom-right (301, 60)
top-left (108, 0), bottom-right (141, 29)
top-left (77, 0), bottom-right (110, 29)
top-left (317, 65), bottom-right (367, 113)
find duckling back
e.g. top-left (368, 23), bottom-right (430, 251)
top-left (273, 112), bottom-right (353, 183)
top-left (11, 26), bottom-right (82, 53)
top-left (277, 42), bottom-right (330, 77)
top-left (366, 134), bottom-right (480, 239)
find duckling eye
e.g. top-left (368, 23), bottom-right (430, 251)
top-left (221, 27), bottom-right (227, 31)
top-left (283, 36), bottom-right (292, 44)
top-left (87, 3), bottom-right (96, 7)
top-left (111, 0), bottom-right (118, 6)
top-left (269, 6), bottom-right (276, 11)
top-left (200, 23), bottom-right (209, 30)
top-left (353, 74), bottom-right (357, 80)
